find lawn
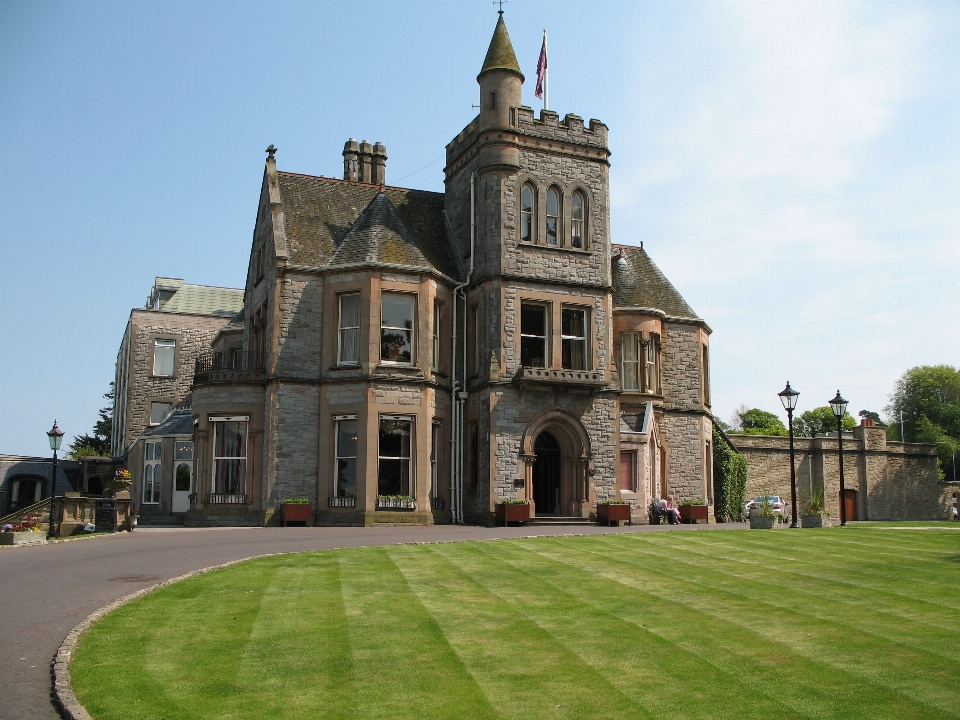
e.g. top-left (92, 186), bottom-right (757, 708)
top-left (71, 526), bottom-right (960, 719)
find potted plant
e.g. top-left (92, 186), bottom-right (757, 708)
top-left (597, 500), bottom-right (631, 526)
top-left (279, 498), bottom-right (313, 526)
top-left (495, 499), bottom-right (530, 526)
top-left (802, 489), bottom-right (831, 528)
top-left (0, 518), bottom-right (46, 545)
top-left (749, 495), bottom-right (777, 529)
top-left (106, 468), bottom-right (133, 496)
top-left (127, 505), bottom-right (139, 531)
top-left (679, 500), bottom-right (708, 524)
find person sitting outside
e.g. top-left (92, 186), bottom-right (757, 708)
top-left (657, 496), bottom-right (681, 525)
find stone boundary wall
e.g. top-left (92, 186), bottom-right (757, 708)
top-left (728, 425), bottom-right (951, 521)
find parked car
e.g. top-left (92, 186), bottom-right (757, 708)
top-left (745, 495), bottom-right (787, 520)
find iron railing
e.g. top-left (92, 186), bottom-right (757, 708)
top-left (328, 496), bottom-right (356, 508)
top-left (194, 352), bottom-right (265, 384)
top-left (208, 493), bottom-right (248, 504)
top-left (377, 496), bottom-right (415, 510)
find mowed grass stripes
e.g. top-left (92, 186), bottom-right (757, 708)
top-left (71, 527), bottom-right (960, 719)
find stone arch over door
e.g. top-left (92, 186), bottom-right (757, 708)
top-left (520, 409), bottom-right (592, 518)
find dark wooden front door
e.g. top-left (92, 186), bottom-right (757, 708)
top-left (533, 432), bottom-right (561, 515)
top-left (841, 488), bottom-right (858, 521)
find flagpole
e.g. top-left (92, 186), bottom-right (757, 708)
top-left (544, 29), bottom-right (548, 110)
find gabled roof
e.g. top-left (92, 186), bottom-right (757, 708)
top-left (159, 284), bottom-right (244, 317)
top-left (276, 173), bottom-right (462, 280)
top-left (143, 408), bottom-right (193, 437)
top-left (612, 244), bottom-right (699, 320)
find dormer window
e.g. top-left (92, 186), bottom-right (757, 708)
top-left (546, 187), bottom-right (560, 246)
top-left (520, 183), bottom-right (535, 242)
top-left (571, 191), bottom-right (585, 249)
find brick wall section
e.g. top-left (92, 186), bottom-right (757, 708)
top-left (122, 311), bottom-right (231, 449)
top-left (730, 428), bottom-right (950, 520)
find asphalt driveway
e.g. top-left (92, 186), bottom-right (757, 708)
top-left (0, 521), bottom-right (742, 719)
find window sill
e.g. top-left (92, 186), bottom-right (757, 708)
top-left (149, 375), bottom-right (176, 380)
top-left (519, 242), bottom-right (591, 255)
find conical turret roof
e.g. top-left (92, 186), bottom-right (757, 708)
top-left (479, 14), bottom-right (524, 81)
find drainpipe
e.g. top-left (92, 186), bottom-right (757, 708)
top-left (450, 175), bottom-right (476, 523)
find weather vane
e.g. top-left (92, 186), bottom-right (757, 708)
top-left (494, 0), bottom-right (507, 15)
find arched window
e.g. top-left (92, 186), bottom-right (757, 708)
top-left (546, 187), bottom-right (560, 246)
top-left (571, 191), bottom-right (585, 249)
top-left (520, 183), bottom-right (535, 242)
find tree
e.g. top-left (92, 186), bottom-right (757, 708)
top-left (793, 406), bottom-right (856, 438)
top-left (885, 365), bottom-right (960, 481)
top-left (67, 383), bottom-right (114, 461)
top-left (858, 410), bottom-right (885, 427)
top-left (738, 409), bottom-right (788, 437)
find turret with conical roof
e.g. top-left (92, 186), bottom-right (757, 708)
top-left (478, 14), bottom-right (523, 133)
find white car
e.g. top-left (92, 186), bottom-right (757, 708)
top-left (745, 495), bottom-right (787, 520)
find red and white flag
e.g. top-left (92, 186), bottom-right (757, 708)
top-left (535, 31), bottom-right (547, 102)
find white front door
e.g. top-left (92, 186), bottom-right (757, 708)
top-left (173, 461), bottom-right (192, 513)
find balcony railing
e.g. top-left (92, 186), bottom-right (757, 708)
top-left (328, 496), bottom-right (356, 508)
top-left (194, 352), bottom-right (265, 385)
top-left (516, 366), bottom-right (608, 389)
top-left (208, 493), bottom-right (248, 504)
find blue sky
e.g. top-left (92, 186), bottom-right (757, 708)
top-left (1, 0), bottom-right (957, 456)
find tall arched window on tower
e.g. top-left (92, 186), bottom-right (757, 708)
top-left (546, 187), bottom-right (560, 246)
top-left (571, 191), bottom-right (585, 249)
top-left (520, 183), bottom-right (535, 242)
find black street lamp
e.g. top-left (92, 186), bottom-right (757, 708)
top-left (46, 421), bottom-right (64, 540)
top-left (829, 391), bottom-right (849, 526)
top-left (778, 382), bottom-right (800, 528)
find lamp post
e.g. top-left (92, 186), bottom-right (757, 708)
top-left (829, 391), bottom-right (848, 526)
top-left (46, 421), bottom-right (64, 540)
top-left (778, 382), bottom-right (800, 528)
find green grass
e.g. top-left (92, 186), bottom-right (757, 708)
top-left (71, 527), bottom-right (960, 719)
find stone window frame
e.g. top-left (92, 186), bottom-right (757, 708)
top-left (646, 332), bottom-right (662, 395)
top-left (513, 175), bottom-right (593, 253)
top-left (143, 439), bottom-right (162, 505)
top-left (379, 291), bottom-right (417, 366)
top-left (210, 416), bottom-right (249, 497)
top-left (432, 299), bottom-right (443, 372)
top-left (430, 419), bottom-right (442, 501)
top-left (620, 450), bottom-right (637, 493)
top-left (545, 185), bottom-right (562, 246)
top-left (337, 293), bottom-right (362, 367)
top-left (333, 414), bottom-right (359, 499)
top-left (378, 414), bottom-right (415, 497)
top-left (148, 333), bottom-right (179, 379)
top-left (620, 332), bottom-right (641, 391)
top-left (560, 304), bottom-right (590, 371)
top-left (519, 300), bottom-right (551, 368)
top-left (701, 343), bottom-right (710, 406)
top-left (148, 399), bottom-right (173, 426)
top-left (519, 181), bottom-right (537, 243)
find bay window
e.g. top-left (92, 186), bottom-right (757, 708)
top-left (381, 294), bottom-right (415, 364)
top-left (335, 416), bottom-right (358, 498)
top-left (621, 332), bottom-right (640, 390)
top-left (338, 294), bottom-right (361, 365)
top-left (379, 416), bottom-right (412, 496)
top-left (212, 417), bottom-right (247, 498)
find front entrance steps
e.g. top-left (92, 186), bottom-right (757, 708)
top-left (527, 515), bottom-right (594, 527)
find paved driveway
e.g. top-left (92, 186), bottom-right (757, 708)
top-left (1, 522), bottom-right (741, 719)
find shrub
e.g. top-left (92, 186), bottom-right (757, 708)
top-left (281, 498), bottom-right (311, 504)
top-left (713, 426), bottom-right (747, 522)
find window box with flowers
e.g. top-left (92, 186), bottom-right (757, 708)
top-left (597, 500), bottom-right (631, 526)
top-left (279, 498), bottom-right (313, 526)
top-left (496, 499), bottom-right (530, 526)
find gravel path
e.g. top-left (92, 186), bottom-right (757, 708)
top-left (0, 521), bottom-right (742, 719)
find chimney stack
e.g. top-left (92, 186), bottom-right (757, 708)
top-left (343, 138), bottom-right (387, 184)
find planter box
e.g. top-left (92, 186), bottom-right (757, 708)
top-left (597, 503), bottom-right (632, 526)
top-left (496, 503), bottom-right (530, 526)
top-left (279, 503), bottom-right (313, 526)
top-left (679, 505), bottom-right (708, 524)
top-left (802, 514), bottom-right (831, 528)
top-left (749, 515), bottom-right (776, 529)
top-left (0, 531), bottom-right (47, 546)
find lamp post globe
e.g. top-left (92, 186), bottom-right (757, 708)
top-left (46, 421), bottom-right (64, 540)
top-left (829, 391), bottom-right (848, 526)
top-left (778, 382), bottom-right (800, 527)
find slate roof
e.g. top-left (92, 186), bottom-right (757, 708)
top-left (276, 173), bottom-right (462, 280)
top-left (143, 408), bottom-right (194, 437)
top-left (612, 244), bottom-right (699, 320)
top-left (621, 408), bottom-right (648, 434)
top-left (160, 284), bottom-right (244, 317)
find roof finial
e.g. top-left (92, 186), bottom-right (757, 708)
top-left (266, 144), bottom-right (277, 159)
top-left (493, 0), bottom-right (507, 15)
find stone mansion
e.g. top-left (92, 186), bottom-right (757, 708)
top-left (120, 15), bottom-right (714, 526)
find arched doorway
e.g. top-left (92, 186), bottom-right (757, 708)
top-left (533, 432), bottom-right (562, 515)
top-left (521, 410), bottom-right (592, 518)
